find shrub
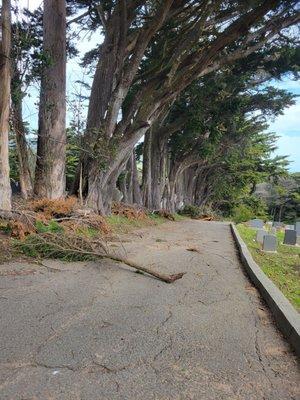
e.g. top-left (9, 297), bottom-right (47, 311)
top-left (231, 204), bottom-right (254, 223)
top-left (179, 205), bottom-right (202, 218)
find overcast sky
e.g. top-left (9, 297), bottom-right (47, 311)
top-left (19, 0), bottom-right (300, 172)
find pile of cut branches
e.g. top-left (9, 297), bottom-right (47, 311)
top-left (152, 210), bottom-right (175, 221)
top-left (111, 202), bottom-right (147, 220)
top-left (0, 197), bottom-right (111, 239)
top-left (28, 197), bottom-right (77, 219)
top-left (16, 232), bottom-right (185, 284)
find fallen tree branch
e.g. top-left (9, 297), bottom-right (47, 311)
top-left (0, 209), bottom-right (37, 229)
top-left (16, 232), bottom-right (186, 284)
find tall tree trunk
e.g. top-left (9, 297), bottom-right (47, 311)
top-left (181, 168), bottom-right (192, 206)
top-left (142, 130), bottom-right (152, 208)
top-left (142, 125), bottom-right (168, 210)
top-left (121, 150), bottom-right (142, 205)
top-left (11, 93), bottom-right (33, 198)
top-left (149, 128), bottom-right (168, 210)
top-left (166, 161), bottom-right (181, 213)
top-left (131, 150), bottom-right (142, 205)
top-left (11, 62), bottom-right (33, 199)
top-left (0, 0), bottom-right (12, 210)
top-left (34, 0), bottom-right (66, 198)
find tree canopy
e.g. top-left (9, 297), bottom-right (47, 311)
top-left (0, 0), bottom-right (299, 221)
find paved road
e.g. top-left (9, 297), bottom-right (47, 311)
top-left (0, 220), bottom-right (299, 399)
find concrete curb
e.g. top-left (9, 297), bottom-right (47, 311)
top-left (230, 223), bottom-right (300, 357)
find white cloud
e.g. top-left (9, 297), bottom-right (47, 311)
top-left (268, 99), bottom-right (300, 172)
top-left (273, 134), bottom-right (300, 172)
top-left (271, 78), bottom-right (300, 93)
top-left (268, 99), bottom-right (300, 137)
top-left (18, 0), bottom-right (42, 11)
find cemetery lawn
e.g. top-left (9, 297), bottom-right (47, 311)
top-left (237, 224), bottom-right (300, 311)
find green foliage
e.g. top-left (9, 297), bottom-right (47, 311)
top-left (65, 127), bottom-right (81, 188)
top-left (243, 196), bottom-right (268, 217)
top-left (15, 234), bottom-right (96, 261)
top-left (237, 224), bottom-right (300, 310)
top-left (35, 220), bottom-right (64, 234)
top-left (227, 195), bottom-right (267, 223)
top-left (231, 204), bottom-right (256, 223)
top-left (8, 144), bottom-right (19, 183)
top-left (266, 173), bottom-right (300, 223)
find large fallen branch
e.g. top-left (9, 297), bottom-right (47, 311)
top-left (16, 232), bottom-right (186, 284)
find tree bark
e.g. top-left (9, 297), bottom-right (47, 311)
top-left (0, 0), bottom-right (12, 210)
top-left (34, 0), bottom-right (66, 198)
top-left (11, 86), bottom-right (33, 199)
top-left (149, 127), bottom-right (168, 210)
top-left (131, 150), bottom-right (142, 205)
top-left (142, 130), bottom-right (152, 208)
top-left (121, 150), bottom-right (142, 205)
top-left (166, 160), bottom-right (181, 213)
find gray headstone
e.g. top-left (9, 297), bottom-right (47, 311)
top-left (285, 224), bottom-right (295, 230)
top-left (249, 219), bottom-right (264, 229)
top-left (256, 229), bottom-right (267, 244)
top-left (283, 229), bottom-right (297, 246)
top-left (273, 221), bottom-right (283, 228)
top-left (296, 221), bottom-right (300, 235)
top-left (262, 235), bottom-right (277, 252)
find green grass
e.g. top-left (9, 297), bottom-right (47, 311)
top-left (106, 213), bottom-right (185, 233)
top-left (106, 214), bottom-right (162, 233)
top-left (237, 224), bottom-right (300, 311)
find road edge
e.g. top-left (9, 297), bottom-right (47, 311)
top-left (230, 222), bottom-right (300, 357)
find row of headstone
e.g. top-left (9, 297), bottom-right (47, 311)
top-left (271, 221), bottom-right (300, 233)
top-left (252, 219), bottom-right (300, 250)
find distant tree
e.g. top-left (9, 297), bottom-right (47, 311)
top-left (10, 7), bottom-right (43, 198)
top-left (71, 0), bottom-right (299, 214)
top-left (266, 173), bottom-right (300, 222)
top-left (141, 56), bottom-right (295, 211)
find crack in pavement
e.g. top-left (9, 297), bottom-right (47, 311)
top-left (153, 335), bottom-right (174, 361)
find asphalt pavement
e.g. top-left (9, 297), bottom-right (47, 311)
top-left (0, 220), bottom-right (299, 399)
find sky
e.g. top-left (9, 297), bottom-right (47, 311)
top-left (19, 0), bottom-right (300, 172)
